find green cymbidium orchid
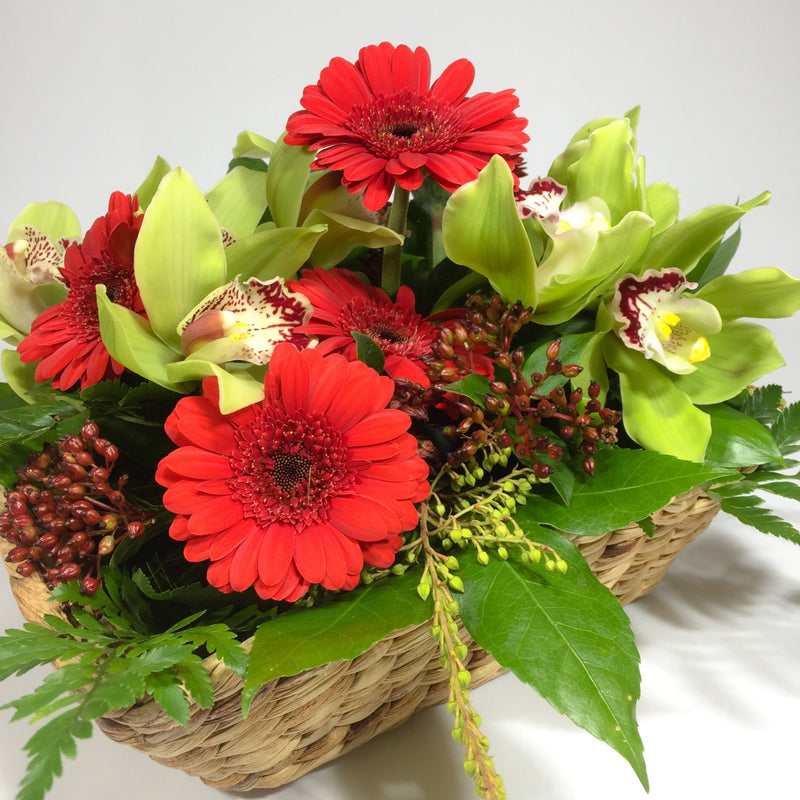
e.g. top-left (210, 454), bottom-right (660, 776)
top-left (0, 202), bottom-right (79, 341)
top-left (601, 266), bottom-right (800, 462)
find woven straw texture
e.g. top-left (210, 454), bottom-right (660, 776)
top-left (3, 485), bottom-right (719, 791)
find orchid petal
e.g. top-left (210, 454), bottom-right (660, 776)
top-left (178, 276), bottom-right (312, 365)
top-left (266, 134), bottom-right (315, 228)
top-left (232, 130), bottom-right (275, 159)
top-left (7, 201), bottom-right (81, 244)
top-left (134, 167), bottom-right (227, 350)
top-left (443, 154), bottom-right (537, 309)
top-left (224, 224), bottom-right (328, 282)
top-left (133, 156), bottom-right (171, 212)
top-left (604, 336), bottom-right (711, 463)
top-left (205, 166), bottom-right (268, 239)
top-left (165, 359), bottom-right (265, 414)
top-left (695, 267), bottom-right (800, 321)
top-left (674, 320), bottom-right (786, 405)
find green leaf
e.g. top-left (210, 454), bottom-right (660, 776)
top-left (717, 491), bottom-right (800, 544)
top-left (442, 155), bottom-right (537, 309)
top-left (516, 448), bottom-right (733, 536)
top-left (702, 404), bottom-right (783, 467)
top-left (737, 384), bottom-right (784, 425)
top-left (145, 672), bottom-right (192, 726)
top-left (134, 167), bottom-right (227, 349)
top-left (441, 373), bottom-right (491, 407)
top-left (242, 571), bottom-right (430, 715)
top-left (458, 531), bottom-right (648, 789)
top-left (693, 227), bottom-right (741, 288)
top-left (352, 331), bottom-right (386, 373)
top-left (772, 402), bottom-right (800, 456)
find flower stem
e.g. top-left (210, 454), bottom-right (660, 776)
top-left (381, 186), bottom-right (410, 297)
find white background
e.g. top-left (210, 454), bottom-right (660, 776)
top-left (1, 1), bottom-right (799, 799)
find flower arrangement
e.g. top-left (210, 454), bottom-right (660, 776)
top-left (1, 42), bottom-right (800, 800)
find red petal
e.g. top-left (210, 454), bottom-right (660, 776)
top-left (343, 410), bottom-right (411, 446)
top-left (186, 496), bottom-right (243, 536)
top-left (257, 522), bottom-right (296, 587)
top-left (431, 58), bottom-right (475, 104)
top-left (293, 526), bottom-right (326, 584)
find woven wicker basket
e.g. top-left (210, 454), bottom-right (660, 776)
top-left (2, 485), bottom-right (720, 791)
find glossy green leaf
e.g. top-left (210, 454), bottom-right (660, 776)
top-left (696, 267), bottom-right (800, 320)
top-left (133, 156), bottom-right (171, 211)
top-left (604, 336), bottom-right (712, 462)
top-left (232, 130), bottom-right (275, 159)
top-left (458, 532), bottom-right (648, 789)
top-left (352, 332), bottom-right (386, 373)
top-left (266, 134), bottom-right (314, 228)
top-left (224, 225), bottom-right (327, 282)
top-left (242, 571), bottom-right (430, 716)
top-left (442, 373), bottom-right (491, 407)
top-left (515, 447), bottom-right (732, 536)
top-left (96, 285), bottom-right (189, 392)
top-left (442, 155), bottom-right (537, 309)
top-left (134, 167), bottom-right (227, 349)
top-left (7, 201), bottom-right (81, 243)
top-left (205, 166), bottom-right (268, 239)
top-left (702, 404), bottom-right (783, 467)
top-left (675, 321), bottom-right (785, 405)
top-left (303, 208), bottom-right (404, 267)
top-left (693, 227), bottom-right (741, 288)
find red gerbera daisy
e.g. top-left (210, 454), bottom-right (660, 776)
top-left (155, 343), bottom-right (430, 602)
top-left (17, 192), bottom-right (144, 391)
top-left (284, 42), bottom-right (529, 211)
top-left (288, 266), bottom-right (437, 387)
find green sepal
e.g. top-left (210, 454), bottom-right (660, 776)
top-left (164, 359), bottom-right (265, 414)
top-left (96, 285), bottom-right (190, 393)
top-left (636, 193), bottom-right (770, 276)
top-left (266, 134), bottom-right (314, 228)
top-left (133, 156), bottom-right (171, 212)
top-left (303, 208), bottom-right (404, 267)
top-left (604, 336), bottom-right (712, 462)
top-left (644, 181), bottom-right (680, 235)
top-left (205, 166), bottom-right (268, 239)
top-left (232, 130), bottom-right (275, 159)
top-left (0, 348), bottom-right (44, 404)
top-left (549, 116), bottom-right (639, 224)
top-left (442, 154), bottom-right (537, 309)
top-left (134, 167), bottom-right (227, 350)
top-left (695, 267), bottom-right (800, 321)
top-left (224, 224), bottom-right (327, 282)
top-left (7, 201), bottom-right (81, 243)
top-left (458, 531), bottom-right (648, 790)
top-left (674, 320), bottom-right (785, 405)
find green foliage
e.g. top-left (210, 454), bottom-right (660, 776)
top-left (458, 529), bottom-right (648, 789)
top-left (352, 331), bottom-right (386, 373)
top-left (243, 570), bottom-right (430, 715)
top-left (0, 607), bottom-right (247, 800)
top-left (517, 448), bottom-right (735, 536)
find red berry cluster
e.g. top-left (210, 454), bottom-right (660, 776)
top-left (426, 294), bottom-right (620, 476)
top-left (1, 421), bottom-right (152, 594)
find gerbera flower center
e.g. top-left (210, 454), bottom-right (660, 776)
top-left (339, 296), bottom-right (436, 355)
top-left (65, 259), bottom-right (139, 337)
top-left (350, 91), bottom-right (465, 157)
top-left (228, 406), bottom-right (353, 529)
